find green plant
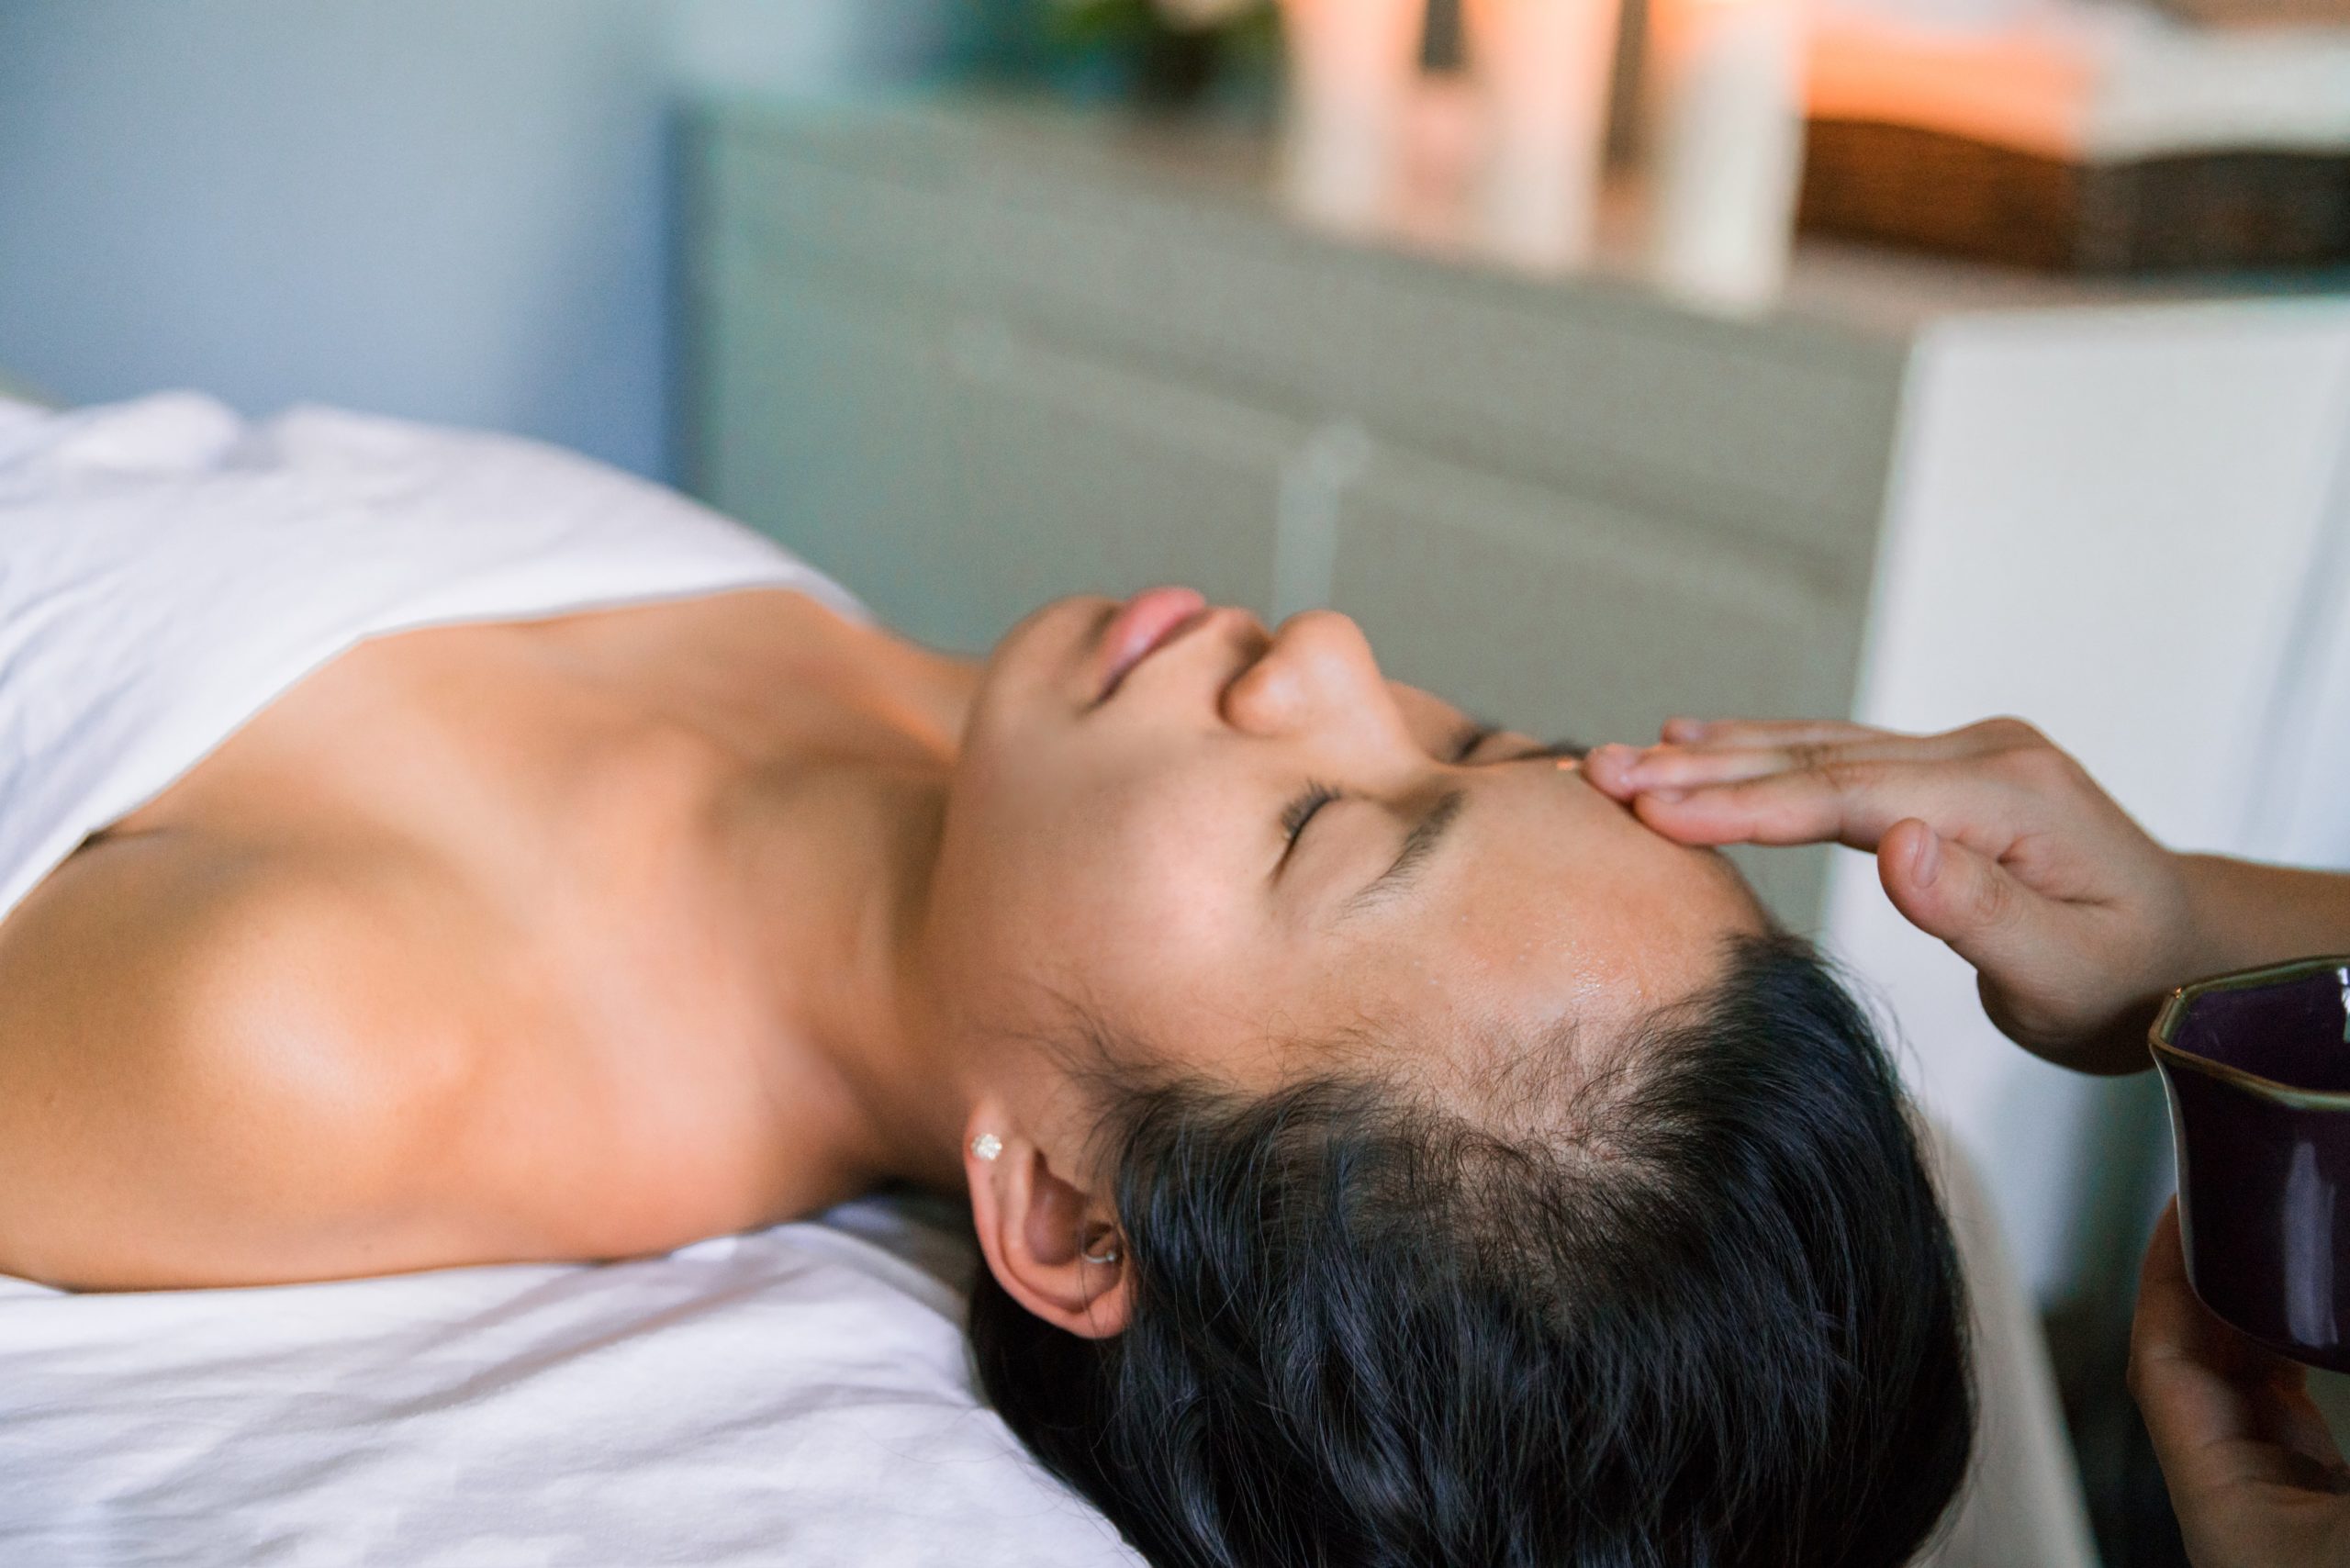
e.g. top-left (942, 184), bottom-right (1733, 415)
top-left (1040, 0), bottom-right (1282, 109)
top-left (1046, 0), bottom-right (1277, 48)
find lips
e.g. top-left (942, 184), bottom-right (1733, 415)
top-left (1094, 586), bottom-right (1208, 702)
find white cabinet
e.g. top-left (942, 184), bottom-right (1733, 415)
top-left (943, 319), bottom-right (1296, 631)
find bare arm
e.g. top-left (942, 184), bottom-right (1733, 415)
top-left (2175, 854), bottom-right (2350, 979)
top-left (0, 835), bottom-right (508, 1290)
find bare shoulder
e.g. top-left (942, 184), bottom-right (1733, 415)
top-left (0, 830), bottom-right (519, 1289)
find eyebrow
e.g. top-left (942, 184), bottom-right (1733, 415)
top-left (1345, 787), bottom-right (1468, 915)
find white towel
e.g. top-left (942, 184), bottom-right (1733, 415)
top-left (0, 391), bottom-right (864, 927)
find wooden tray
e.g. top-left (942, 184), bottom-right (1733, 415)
top-left (1798, 118), bottom-right (2350, 272)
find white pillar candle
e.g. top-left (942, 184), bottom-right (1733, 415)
top-left (1643, 0), bottom-right (1807, 310)
top-left (1463, 0), bottom-right (1624, 270)
top-left (1274, 0), bottom-right (1427, 231)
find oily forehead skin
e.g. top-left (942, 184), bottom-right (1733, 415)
top-left (1261, 759), bottom-right (1760, 1076)
top-left (919, 595), bottom-right (1767, 1101)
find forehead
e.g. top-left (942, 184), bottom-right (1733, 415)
top-left (1309, 767), bottom-right (1763, 1047)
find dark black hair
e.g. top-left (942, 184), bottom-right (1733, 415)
top-left (968, 932), bottom-right (1973, 1568)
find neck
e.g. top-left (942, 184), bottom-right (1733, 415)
top-left (708, 620), bottom-right (980, 1202)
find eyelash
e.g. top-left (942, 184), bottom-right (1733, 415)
top-left (1452, 723), bottom-right (1497, 763)
top-left (1279, 722), bottom-right (1492, 862)
top-left (1280, 780), bottom-right (1343, 850)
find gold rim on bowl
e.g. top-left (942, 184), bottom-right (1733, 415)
top-left (2149, 956), bottom-right (2350, 1112)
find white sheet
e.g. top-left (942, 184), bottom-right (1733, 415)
top-left (0, 1196), bottom-right (1140, 1568)
top-left (0, 1140), bottom-right (2087, 1568)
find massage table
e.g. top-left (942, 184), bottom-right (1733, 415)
top-left (0, 1125), bottom-right (2094, 1566)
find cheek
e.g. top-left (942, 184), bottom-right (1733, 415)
top-left (935, 759), bottom-right (1251, 1015)
top-left (1038, 796), bottom-right (1241, 986)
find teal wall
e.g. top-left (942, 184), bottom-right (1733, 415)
top-left (0, 0), bottom-right (961, 479)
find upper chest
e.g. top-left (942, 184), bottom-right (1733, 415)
top-left (55, 605), bottom-right (847, 1233)
top-left (114, 598), bottom-right (756, 866)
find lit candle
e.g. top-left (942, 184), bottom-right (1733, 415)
top-left (1643, 0), bottom-right (1807, 310)
top-left (1274, 0), bottom-right (1427, 231)
top-left (1463, 0), bottom-right (1624, 270)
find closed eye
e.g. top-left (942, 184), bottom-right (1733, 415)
top-left (1279, 781), bottom-right (1342, 864)
top-left (1450, 722), bottom-right (1499, 763)
top-left (1452, 721), bottom-right (1583, 766)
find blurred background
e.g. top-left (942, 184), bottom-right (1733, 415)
top-left (0, 0), bottom-right (979, 476)
top-left (3, 2), bottom-right (2347, 1562)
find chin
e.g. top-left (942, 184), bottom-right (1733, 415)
top-left (994, 594), bottom-right (1114, 658)
top-left (972, 597), bottom-right (1108, 709)
top-left (949, 615), bottom-right (1095, 820)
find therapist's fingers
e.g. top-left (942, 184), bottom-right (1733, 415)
top-left (1603, 715), bottom-right (2048, 794)
top-left (1620, 757), bottom-right (2025, 853)
top-left (1875, 817), bottom-right (2052, 968)
top-left (1606, 733), bottom-right (2018, 798)
top-left (1872, 816), bottom-right (2150, 1060)
top-left (1657, 716), bottom-right (1886, 747)
top-left (2132, 1204), bottom-right (2350, 1505)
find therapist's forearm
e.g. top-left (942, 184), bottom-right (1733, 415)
top-left (2177, 855), bottom-right (2350, 980)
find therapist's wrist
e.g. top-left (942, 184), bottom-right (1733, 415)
top-left (2170, 854), bottom-right (2244, 982)
top-left (2172, 854), bottom-right (2350, 981)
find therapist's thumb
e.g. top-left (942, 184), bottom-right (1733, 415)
top-left (1878, 818), bottom-right (2051, 980)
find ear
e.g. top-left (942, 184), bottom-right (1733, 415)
top-left (963, 1105), bottom-right (1132, 1340)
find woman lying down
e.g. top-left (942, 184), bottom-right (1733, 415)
top-left (0, 394), bottom-right (1971, 1566)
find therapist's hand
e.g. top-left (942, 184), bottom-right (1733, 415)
top-left (1582, 717), bottom-right (2196, 1074)
top-left (2130, 1202), bottom-right (2350, 1568)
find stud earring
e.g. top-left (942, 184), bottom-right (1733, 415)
top-left (969, 1132), bottom-right (1002, 1162)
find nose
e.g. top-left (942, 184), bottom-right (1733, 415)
top-left (1222, 609), bottom-right (1393, 738)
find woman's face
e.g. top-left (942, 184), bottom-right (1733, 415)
top-left (919, 591), bottom-right (1765, 1104)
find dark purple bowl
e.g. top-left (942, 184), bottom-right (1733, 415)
top-left (2152, 957), bottom-right (2350, 1372)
